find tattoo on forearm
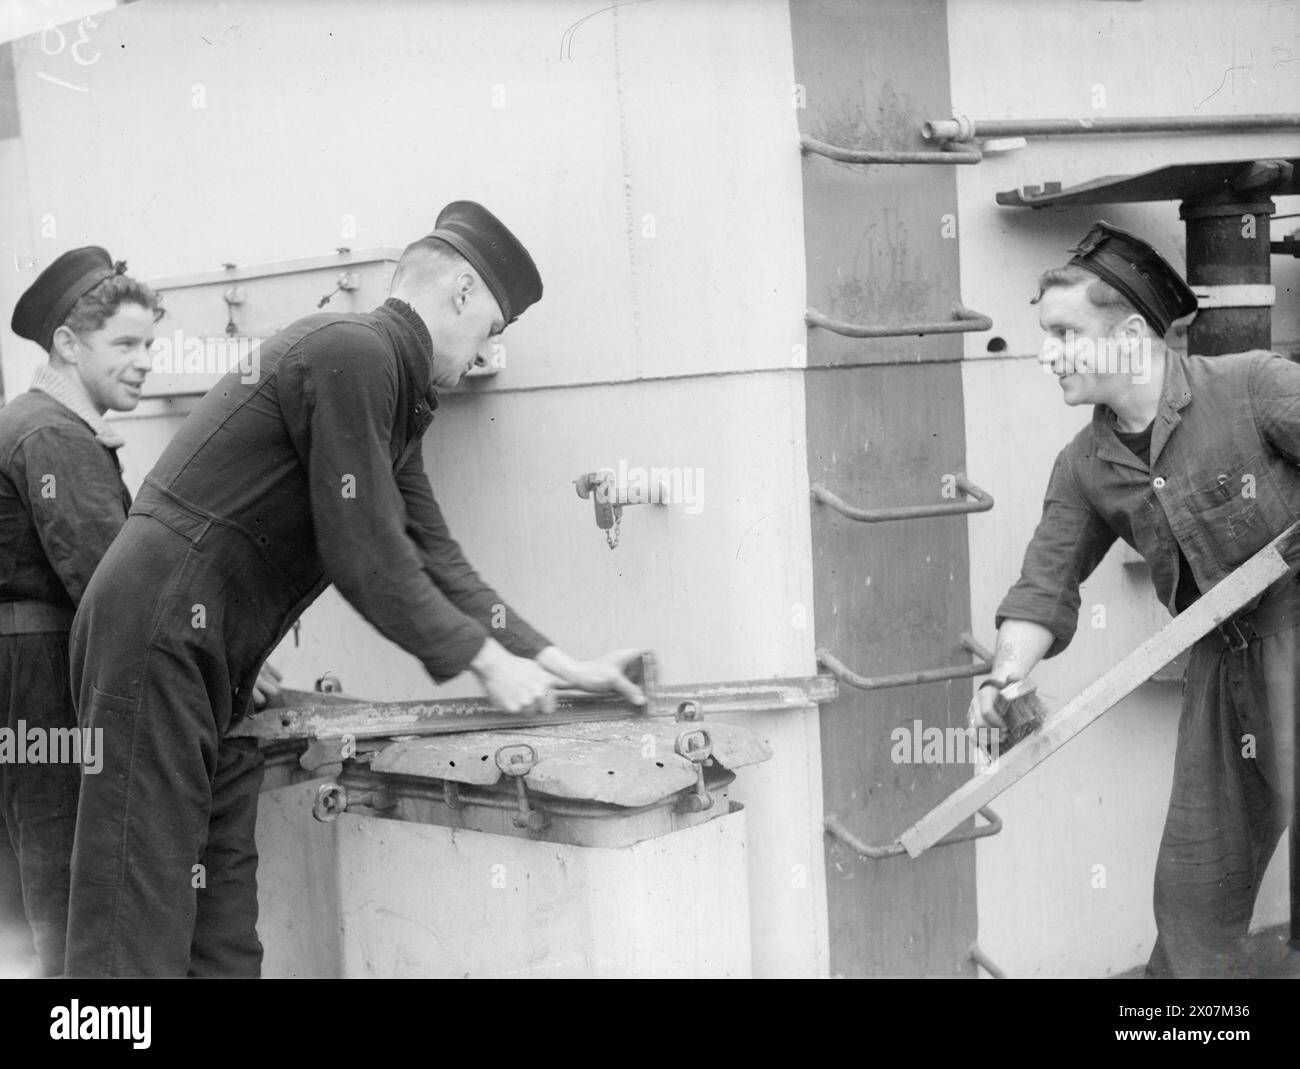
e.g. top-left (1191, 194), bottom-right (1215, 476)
top-left (991, 638), bottom-right (1020, 679)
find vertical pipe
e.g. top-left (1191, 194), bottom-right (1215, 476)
top-left (1180, 198), bottom-right (1274, 356)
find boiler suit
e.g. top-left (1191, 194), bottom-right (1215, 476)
top-left (65, 299), bottom-right (550, 977)
top-left (997, 348), bottom-right (1300, 978)
top-left (0, 389), bottom-right (132, 974)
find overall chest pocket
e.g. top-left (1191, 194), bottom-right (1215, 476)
top-left (1189, 451), bottom-right (1268, 568)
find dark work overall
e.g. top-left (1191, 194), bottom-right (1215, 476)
top-left (64, 300), bottom-right (550, 977)
top-left (1, 607), bottom-right (77, 974)
top-left (0, 387), bottom-right (132, 976)
top-left (1147, 574), bottom-right (1299, 977)
top-left (65, 494), bottom-right (277, 978)
top-left (998, 349), bottom-right (1300, 976)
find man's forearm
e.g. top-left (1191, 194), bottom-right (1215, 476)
top-left (472, 640), bottom-right (568, 680)
top-left (533, 645), bottom-right (576, 679)
top-left (989, 619), bottom-right (1054, 682)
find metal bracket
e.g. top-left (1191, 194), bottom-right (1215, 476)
top-left (313, 782), bottom-right (346, 823)
top-left (812, 473), bottom-right (993, 523)
top-left (995, 156), bottom-right (1300, 210)
top-left (805, 302), bottom-right (992, 339)
top-left (817, 633), bottom-right (992, 692)
top-left (968, 943), bottom-right (1007, 979)
top-left (317, 270), bottom-right (361, 308)
top-left (496, 743), bottom-right (550, 831)
top-left (574, 468), bottom-right (667, 550)
top-left (824, 806), bottom-right (1003, 859)
top-left (311, 781), bottom-right (396, 823)
top-left (1191, 284), bottom-right (1275, 308)
top-left (674, 700), bottom-right (703, 722)
top-left (222, 286), bottom-right (244, 337)
top-left (674, 729), bottom-right (714, 813)
top-left (800, 134), bottom-right (981, 165)
top-left (573, 468), bottom-right (669, 507)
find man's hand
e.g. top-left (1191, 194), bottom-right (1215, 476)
top-left (534, 646), bottom-right (647, 706)
top-left (251, 661), bottom-right (283, 710)
top-left (968, 619), bottom-right (1053, 734)
top-left (968, 675), bottom-right (1013, 733)
top-left (470, 637), bottom-right (558, 714)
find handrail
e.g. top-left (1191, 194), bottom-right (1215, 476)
top-left (824, 806), bottom-right (1002, 860)
top-left (817, 640), bottom-right (992, 692)
top-left (801, 134), bottom-right (981, 165)
top-left (806, 303), bottom-right (992, 338)
top-left (812, 474), bottom-right (993, 523)
top-left (961, 634), bottom-right (994, 663)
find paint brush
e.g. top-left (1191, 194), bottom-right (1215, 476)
top-left (982, 679), bottom-right (1050, 758)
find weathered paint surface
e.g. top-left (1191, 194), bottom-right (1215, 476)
top-left (335, 807), bottom-right (751, 978)
top-left (369, 717), bottom-right (773, 804)
top-left (791, 0), bottom-right (979, 977)
top-left (256, 778), bottom-right (342, 978)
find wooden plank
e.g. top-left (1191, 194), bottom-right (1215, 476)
top-left (899, 521), bottom-right (1300, 858)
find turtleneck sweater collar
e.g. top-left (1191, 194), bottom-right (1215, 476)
top-left (29, 365), bottom-right (126, 449)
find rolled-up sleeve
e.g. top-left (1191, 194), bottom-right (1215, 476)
top-left (15, 426), bottom-right (129, 605)
top-left (395, 445), bottom-right (551, 660)
top-left (996, 447), bottom-right (1117, 658)
top-left (280, 326), bottom-right (493, 682)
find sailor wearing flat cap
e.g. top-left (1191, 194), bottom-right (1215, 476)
top-left (63, 202), bottom-right (646, 977)
top-left (972, 221), bottom-right (1300, 977)
top-left (0, 247), bottom-right (161, 975)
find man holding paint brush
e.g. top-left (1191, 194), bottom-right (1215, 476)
top-left (971, 222), bottom-right (1300, 978)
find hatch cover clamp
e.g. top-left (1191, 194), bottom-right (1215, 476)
top-left (311, 781), bottom-right (396, 823)
top-left (675, 729), bottom-right (715, 813)
top-left (496, 743), bottom-right (550, 832)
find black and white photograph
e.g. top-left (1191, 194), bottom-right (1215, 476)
top-left (0, 0), bottom-right (1297, 1036)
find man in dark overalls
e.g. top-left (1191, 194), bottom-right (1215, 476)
top-left (0, 248), bottom-right (159, 975)
top-left (65, 202), bottom-right (645, 977)
top-left (971, 222), bottom-right (1299, 977)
